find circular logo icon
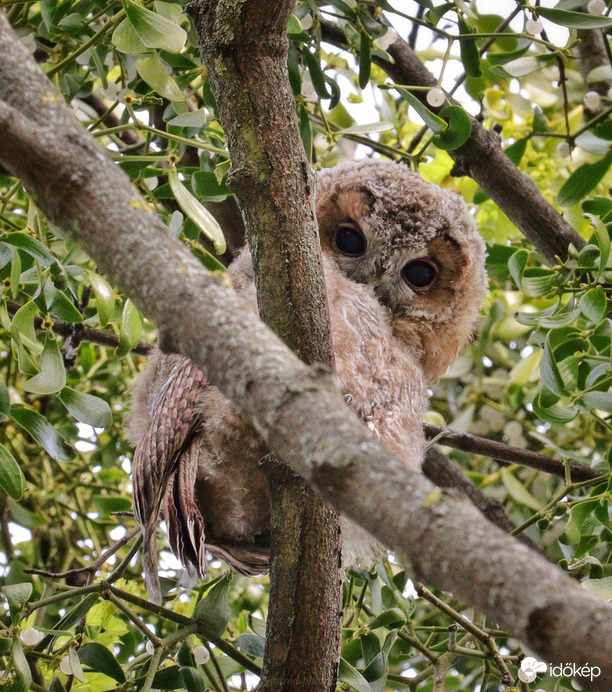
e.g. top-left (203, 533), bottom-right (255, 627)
top-left (518, 657), bottom-right (547, 683)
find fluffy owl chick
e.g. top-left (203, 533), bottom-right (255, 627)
top-left (127, 160), bottom-right (487, 601)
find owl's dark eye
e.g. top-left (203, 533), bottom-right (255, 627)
top-left (402, 259), bottom-right (437, 289)
top-left (335, 226), bottom-right (366, 257)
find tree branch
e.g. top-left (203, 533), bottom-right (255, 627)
top-left (319, 19), bottom-right (585, 264)
top-left (2, 13), bottom-right (612, 689)
top-left (424, 424), bottom-right (602, 483)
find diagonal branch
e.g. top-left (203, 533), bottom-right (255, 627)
top-left (1, 13), bottom-right (612, 689)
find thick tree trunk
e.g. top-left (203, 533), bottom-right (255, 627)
top-left (188, 2), bottom-right (341, 689)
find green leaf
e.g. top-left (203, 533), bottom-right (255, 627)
top-left (22, 335), bottom-right (66, 395)
top-left (368, 608), bottom-right (406, 630)
top-left (358, 31), bottom-right (371, 89)
top-left (533, 390), bottom-right (577, 425)
top-left (168, 168), bottom-right (226, 253)
top-left (508, 249), bottom-right (528, 288)
top-left (234, 633), bottom-right (266, 658)
top-left (11, 637), bottom-right (32, 690)
top-left (59, 387), bottom-right (112, 429)
top-left (111, 17), bottom-right (149, 54)
top-left (56, 593), bottom-right (99, 631)
top-left (0, 444), bottom-right (26, 500)
top-left (542, 335), bottom-right (566, 396)
top-left (432, 105), bottom-right (472, 151)
top-left (557, 149), bottom-right (612, 206)
top-left (10, 405), bottom-right (74, 461)
top-left (167, 109), bottom-right (207, 128)
top-left (0, 382), bottom-right (9, 423)
top-left (45, 285), bottom-right (83, 323)
top-left (78, 643), bottom-right (125, 683)
top-left (116, 299), bottom-right (143, 358)
top-left (588, 214), bottom-right (611, 277)
top-left (286, 14), bottom-right (302, 36)
top-left (583, 197), bottom-right (612, 220)
top-left (123, 0), bottom-right (186, 52)
top-left (338, 657), bottom-right (374, 692)
top-left (582, 576), bottom-right (612, 600)
top-left (337, 122), bottom-right (394, 135)
top-left (10, 300), bottom-right (38, 344)
top-left (490, 54), bottom-right (555, 78)
top-left (1, 234), bottom-right (56, 267)
top-left (580, 287), bottom-right (607, 323)
top-left (394, 88), bottom-right (447, 133)
top-left (91, 495), bottom-right (131, 516)
top-left (515, 306), bottom-right (582, 329)
top-left (302, 49), bottom-right (334, 101)
top-left (3, 583), bottom-right (32, 618)
top-left (520, 268), bottom-right (555, 297)
top-left (10, 246), bottom-right (21, 299)
top-left (193, 572), bottom-right (232, 636)
top-left (137, 54), bottom-right (186, 102)
top-left (501, 468), bottom-right (544, 510)
top-left (88, 272), bottom-right (115, 327)
top-left (583, 390), bottom-right (612, 413)
top-left (192, 171), bottom-right (230, 202)
top-left (457, 18), bottom-right (481, 77)
top-left (180, 666), bottom-right (206, 692)
top-left (537, 7), bottom-right (612, 29)
top-left (505, 138), bottom-right (528, 165)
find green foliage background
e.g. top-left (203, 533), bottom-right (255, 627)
top-left (0, 0), bottom-right (611, 690)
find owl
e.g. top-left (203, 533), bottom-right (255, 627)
top-left (127, 160), bottom-right (488, 601)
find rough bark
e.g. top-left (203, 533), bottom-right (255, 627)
top-left (2, 13), bottom-right (612, 689)
top-left (320, 20), bottom-right (585, 265)
top-left (187, 2), bottom-right (341, 690)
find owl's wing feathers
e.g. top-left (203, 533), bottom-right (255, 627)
top-left (132, 356), bottom-right (207, 603)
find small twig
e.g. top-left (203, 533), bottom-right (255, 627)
top-left (5, 299), bottom-right (152, 355)
top-left (408, 5), bottom-right (425, 50)
top-left (201, 639), bottom-right (231, 692)
top-left (24, 526), bottom-right (141, 579)
top-left (416, 586), bottom-right (514, 685)
top-left (424, 424), bottom-right (603, 482)
top-left (104, 590), bottom-right (162, 645)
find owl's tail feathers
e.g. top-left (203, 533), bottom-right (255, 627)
top-left (207, 542), bottom-right (269, 577)
top-left (164, 436), bottom-right (208, 580)
top-left (131, 357), bottom-right (206, 603)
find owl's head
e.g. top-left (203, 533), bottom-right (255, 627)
top-left (316, 160), bottom-right (488, 381)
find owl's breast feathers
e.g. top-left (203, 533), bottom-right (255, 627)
top-left (130, 250), bottom-right (428, 600)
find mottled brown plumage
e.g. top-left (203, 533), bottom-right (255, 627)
top-left (127, 160), bottom-right (488, 602)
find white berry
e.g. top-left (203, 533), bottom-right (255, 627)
top-left (584, 90), bottom-right (602, 110)
top-left (588, 0), bottom-right (606, 15)
top-left (59, 656), bottom-right (72, 675)
top-left (21, 628), bottom-right (44, 646)
top-left (146, 640), bottom-right (156, 655)
top-left (300, 14), bottom-right (313, 30)
top-left (556, 141), bottom-right (571, 158)
top-left (193, 645), bottom-right (210, 665)
top-left (426, 88), bottom-right (445, 108)
top-left (374, 28), bottom-right (398, 50)
top-left (525, 19), bottom-right (543, 35)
